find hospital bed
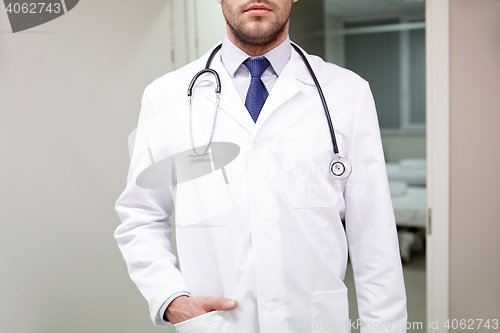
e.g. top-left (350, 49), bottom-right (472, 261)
top-left (386, 159), bottom-right (427, 262)
top-left (389, 181), bottom-right (427, 228)
top-left (386, 158), bottom-right (427, 186)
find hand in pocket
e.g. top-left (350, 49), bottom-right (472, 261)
top-left (165, 295), bottom-right (238, 325)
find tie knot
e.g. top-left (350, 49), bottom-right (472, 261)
top-left (244, 58), bottom-right (270, 79)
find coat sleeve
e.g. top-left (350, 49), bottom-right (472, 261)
top-left (114, 85), bottom-right (190, 327)
top-left (344, 80), bottom-right (408, 333)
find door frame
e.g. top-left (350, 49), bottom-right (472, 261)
top-left (426, 0), bottom-right (450, 331)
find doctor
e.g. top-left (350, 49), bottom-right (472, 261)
top-left (115, 0), bottom-right (407, 332)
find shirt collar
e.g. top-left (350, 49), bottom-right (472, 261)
top-left (221, 34), bottom-right (292, 78)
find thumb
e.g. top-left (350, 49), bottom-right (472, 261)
top-left (209, 297), bottom-right (238, 311)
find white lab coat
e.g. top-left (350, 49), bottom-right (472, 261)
top-left (115, 43), bottom-right (407, 333)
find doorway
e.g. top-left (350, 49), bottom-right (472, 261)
top-left (290, 1), bottom-right (428, 331)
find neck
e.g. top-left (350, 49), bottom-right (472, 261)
top-left (226, 23), bottom-right (289, 57)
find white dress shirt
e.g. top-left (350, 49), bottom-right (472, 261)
top-left (221, 34), bottom-right (292, 103)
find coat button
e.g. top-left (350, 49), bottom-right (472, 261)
top-left (267, 302), bottom-right (279, 314)
top-left (261, 219), bottom-right (273, 232)
top-left (252, 141), bottom-right (264, 150)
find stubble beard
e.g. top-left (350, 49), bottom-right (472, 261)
top-left (222, 0), bottom-right (292, 48)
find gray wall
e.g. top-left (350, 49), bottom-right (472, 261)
top-left (449, 0), bottom-right (500, 324)
top-left (344, 21), bottom-right (401, 130)
top-left (289, 0), bottom-right (325, 58)
top-left (0, 1), bottom-right (173, 332)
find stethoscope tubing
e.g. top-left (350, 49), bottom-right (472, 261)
top-left (186, 43), bottom-right (351, 179)
top-left (290, 44), bottom-right (340, 155)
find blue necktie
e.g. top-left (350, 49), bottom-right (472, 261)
top-left (244, 58), bottom-right (270, 123)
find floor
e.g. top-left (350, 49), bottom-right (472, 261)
top-left (344, 250), bottom-right (427, 332)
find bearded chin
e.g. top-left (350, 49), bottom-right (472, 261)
top-left (226, 18), bottom-right (289, 47)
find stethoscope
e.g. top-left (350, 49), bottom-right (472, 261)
top-left (187, 44), bottom-right (352, 180)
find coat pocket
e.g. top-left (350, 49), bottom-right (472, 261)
top-left (311, 288), bottom-right (350, 333)
top-left (283, 129), bottom-right (343, 208)
top-left (174, 310), bottom-right (234, 333)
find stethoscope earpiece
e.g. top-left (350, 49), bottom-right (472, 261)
top-left (330, 155), bottom-right (352, 180)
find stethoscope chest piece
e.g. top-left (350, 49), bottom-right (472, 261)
top-left (330, 154), bottom-right (352, 180)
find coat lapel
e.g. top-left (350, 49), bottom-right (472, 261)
top-left (200, 44), bottom-right (314, 137)
top-left (254, 48), bottom-right (312, 133)
top-left (201, 54), bottom-right (256, 136)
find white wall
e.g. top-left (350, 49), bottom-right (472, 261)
top-left (194, 0), bottom-right (226, 57)
top-left (0, 1), bottom-right (174, 332)
top-left (171, 0), bottom-right (226, 68)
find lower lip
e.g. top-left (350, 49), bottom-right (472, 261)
top-left (245, 9), bottom-right (271, 16)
